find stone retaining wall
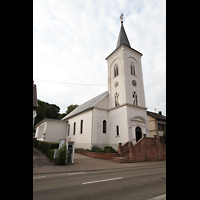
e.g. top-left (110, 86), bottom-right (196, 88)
top-left (76, 151), bottom-right (120, 160)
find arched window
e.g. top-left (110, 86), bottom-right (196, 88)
top-left (115, 93), bottom-right (119, 107)
top-left (133, 92), bottom-right (138, 106)
top-left (131, 63), bottom-right (135, 75)
top-left (114, 64), bottom-right (118, 78)
top-left (80, 120), bottom-right (83, 134)
top-left (116, 125), bottom-right (119, 136)
top-left (68, 124), bottom-right (70, 136)
top-left (103, 120), bottom-right (106, 133)
top-left (135, 126), bottom-right (142, 142)
top-left (73, 122), bottom-right (76, 135)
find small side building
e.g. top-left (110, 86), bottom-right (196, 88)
top-left (147, 111), bottom-right (166, 142)
top-left (35, 118), bottom-right (67, 143)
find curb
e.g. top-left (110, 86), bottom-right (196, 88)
top-left (33, 162), bottom-right (166, 175)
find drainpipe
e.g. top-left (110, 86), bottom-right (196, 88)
top-left (91, 109), bottom-right (93, 150)
top-left (66, 120), bottom-right (68, 141)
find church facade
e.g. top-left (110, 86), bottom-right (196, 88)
top-left (61, 19), bottom-right (149, 151)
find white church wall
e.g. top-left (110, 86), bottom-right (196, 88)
top-left (126, 105), bottom-right (149, 144)
top-left (95, 95), bottom-right (109, 109)
top-left (108, 106), bottom-right (129, 150)
top-left (66, 110), bottom-right (92, 149)
top-left (107, 53), bottom-right (127, 109)
top-left (93, 108), bottom-right (109, 150)
top-left (123, 47), bottom-right (146, 108)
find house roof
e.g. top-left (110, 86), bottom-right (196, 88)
top-left (61, 91), bottom-right (108, 121)
top-left (116, 22), bottom-right (131, 49)
top-left (147, 111), bottom-right (166, 121)
top-left (35, 118), bottom-right (66, 128)
top-left (33, 82), bottom-right (38, 109)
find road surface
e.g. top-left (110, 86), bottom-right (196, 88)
top-left (33, 164), bottom-right (166, 200)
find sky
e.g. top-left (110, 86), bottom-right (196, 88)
top-left (33, 0), bottom-right (166, 116)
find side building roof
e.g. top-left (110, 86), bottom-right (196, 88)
top-left (35, 118), bottom-right (66, 128)
top-left (146, 111), bottom-right (166, 121)
top-left (61, 91), bottom-right (108, 121)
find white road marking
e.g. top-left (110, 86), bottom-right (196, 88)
top-left (145, 194), bottom-right (166, 200)
top-left (68, 172), bottom-right (85, 175)
top-left (33, 176), bottom-right (46, 179)
top-left (82, 177), bottom-right (123, 185)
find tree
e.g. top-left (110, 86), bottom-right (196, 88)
top-left (66, 104), bottom-right (79, 115)
top-left (161, 126), bottom-right (166, 144)
top-left (34, 100), bottom-right (79, 125)
top-left (162, 126), bottom-right (166, 140)
top-left (58, 104), bottom-right (79, 119)
top-left (58, 113), bottom-right (67, 120)
top-left (34, 100), bottom-right (61, 125)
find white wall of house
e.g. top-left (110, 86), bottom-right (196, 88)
top-left (33, 110), bottom-right (37, 126)
top-left (147, 115), bottom-right (157, 138)
top-left (35, 119), bottom-right (67, 143)
top-left (45, 120), bottom-right (67, 142)
top-left (66, 110), bottom-right (92, 149)
top-left (35, 122), bottom-right (46, 141)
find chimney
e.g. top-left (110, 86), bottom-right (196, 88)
top-left (159, 111), bottom-right (162, 115)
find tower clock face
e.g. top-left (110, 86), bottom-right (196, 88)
top-left (132, 80), bottom-right (137, 86)
top-left (114, 81), bottom-right (119, 87)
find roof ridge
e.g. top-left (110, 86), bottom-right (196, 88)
top-left (61, 91), bottom-right (108, 120)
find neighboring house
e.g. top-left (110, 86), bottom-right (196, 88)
top-left (33, 81), bottom-right (38, 126)
top-left (61, 19), bottom-right (149, 151)
top-left (146, 111), bottom-right (166, 142)
top-left (35, 118), bottom-right (67, 143)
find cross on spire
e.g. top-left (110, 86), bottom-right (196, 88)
top-left (120, 13), bottom-right (123, 23)
top-left (116, 13), bottom-right (131, 49)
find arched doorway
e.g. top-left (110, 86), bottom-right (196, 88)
top-left (135, 127), bottom-right (142, 142)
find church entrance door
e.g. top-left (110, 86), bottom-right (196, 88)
top-left (135, 127), bottom-right (142, 142)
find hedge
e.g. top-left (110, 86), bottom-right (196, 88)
top-left (36, 141), bottom-right (59, 161)
top-left (104, 146), bottom-right (117, 153)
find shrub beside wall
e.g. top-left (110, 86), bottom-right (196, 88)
top-left (36, 141), bottom-right (59, 161)
top-left (75, 146), bottom-right (119, 160)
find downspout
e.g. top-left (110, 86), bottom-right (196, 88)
top-left (126, 106), bottom-right (130, 143)
top-left (66, 120), bottom-right (68, 141)
top-left (91, 108), bottom-right (93, 149)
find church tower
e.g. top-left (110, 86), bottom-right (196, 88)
top-left (106, 15), bottom-right (149, 145)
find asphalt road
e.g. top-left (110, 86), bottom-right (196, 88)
top-left (33, 165), bottom-right (166, 200)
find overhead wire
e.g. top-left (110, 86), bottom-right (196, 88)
top-left (34, 78), bottom-right (107, 87)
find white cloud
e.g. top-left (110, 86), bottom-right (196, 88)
top-left (33, 0), bottom-right (166, 115)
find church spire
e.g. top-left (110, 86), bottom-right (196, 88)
top-left (116, 14), bottom-right (131, 49)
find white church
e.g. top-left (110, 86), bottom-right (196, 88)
top-left (35, 16), bottom-right (149, 151)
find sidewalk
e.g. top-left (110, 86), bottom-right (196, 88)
top-left (33, 147), bottom-right (54, 168)
top-left (33, 148), bottom-right (166, 175)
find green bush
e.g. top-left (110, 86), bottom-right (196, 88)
top-left (49, 149), bottom-right (55, 161)
top-left (36, 141), bottom-right (59, 161)
top-left (56, 144), bottom-right (67, 165)
top-left (91, 145), bottom-right (103, 152)
top-left (104, 146), bottom-right (117, 153)
top-left (75, 148), bottom-right (91, 152)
